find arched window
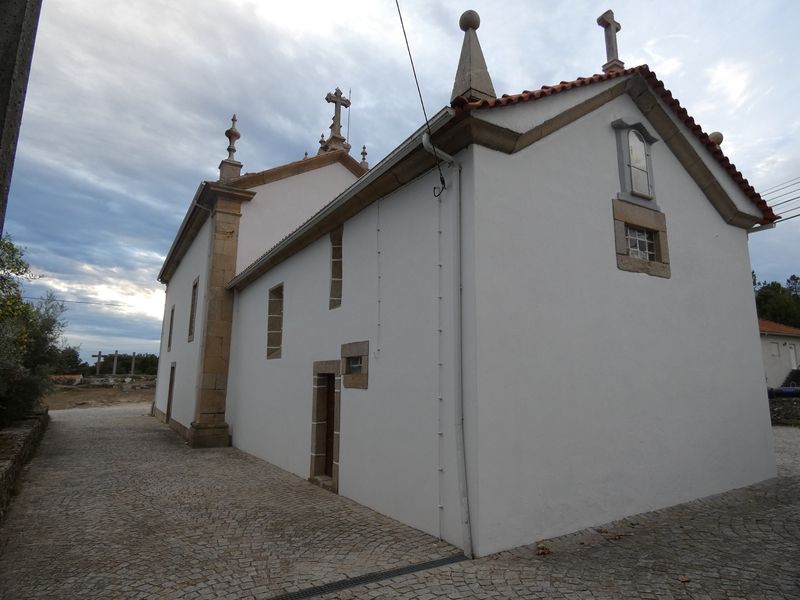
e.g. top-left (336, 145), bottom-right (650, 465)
top-left (628, 129), bottom-right (650, 197)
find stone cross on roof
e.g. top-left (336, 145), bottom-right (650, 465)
top-left (597, 9), bottom-right (625, 73)
top-left (318, 88), bottom-right (352, 154)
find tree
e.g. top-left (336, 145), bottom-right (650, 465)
top-left (0, 236), bottom-right (66, 425)
top-left (54, 346), bottom-right (85, 374)
top-left (755, 281), bottom-right (800, 328)
top-left (786, 274), bottom-right (800, 297)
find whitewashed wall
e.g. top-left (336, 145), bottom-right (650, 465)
top-left (760, 335), bottom-right (800, 387)
top-left (227, 169), bottom-right (465, 546)
top-left (236, 162), bottom-right (359, 273)
top-left (467, 91), bottom-right (776, 555)
top-left (154, 218), bottom-right (211, 428)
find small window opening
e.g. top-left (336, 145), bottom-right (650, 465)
top-left (329, 226), bottom-right (343, 309)
top-left (188, 278), bottom-right (199, 342)
top-left (625, 225), bottom-right (657, 261)
top-left (167, 305), bottom-right (175, 351)
top-left (628, 130), bottom-right (651, 197)
top-left (267, 284), bottom-right (284, 359)
top-left (345, 355), bottom-right (362, 374)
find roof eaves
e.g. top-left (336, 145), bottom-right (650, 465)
top-left (452, 65), bottom-right (777, 224)
top-left (227, 107), bottom-right (456, 291)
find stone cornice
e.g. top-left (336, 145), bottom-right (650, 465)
top-left (230, 150), bottom-right (367, 190)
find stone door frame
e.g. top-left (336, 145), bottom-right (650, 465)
top-left (310, 360), bottom-right (341, 493)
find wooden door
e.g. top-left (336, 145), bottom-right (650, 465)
top-left (324, 374), bottom-right (335, 477)
top-left (166, 364), bottom-right (176, 423)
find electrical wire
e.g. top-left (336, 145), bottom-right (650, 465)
top-left (771, 194), bottom-right (800, 209)
top-left (777, 204), bottom-right (800, 217)
top-left (394, 0), bottom-right (446, 194)
top-left (22, 296), bottom-right (129, 307)
top-left (776, 212), bottom-right (800, 224)
top-left (761, 176), bottom-right (800, 195)
top-left (763, 186), bottom-right (800, 202)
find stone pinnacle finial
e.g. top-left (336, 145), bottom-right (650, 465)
top-left (318, 88), bottom-right (352, 155)
top-left (219, 114), bottom-right (242, 182)
top-left (225, 114), bottom-right (240, 160)
top-left (360, 145), bottom-right (369, 169)
top-left (597, 10), bottom-right (625, 73)
top-left (451, 9), bottom-right (495, 104)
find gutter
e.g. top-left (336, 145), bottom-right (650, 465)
top-left (421, 132), bottom-right (474, 559)
top-left (747, 222), bottom-right (776, 236)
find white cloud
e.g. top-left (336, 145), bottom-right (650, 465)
top-left (706, 60), bottom-right (752, 110)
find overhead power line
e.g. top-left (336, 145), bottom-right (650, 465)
top-left (777, 205), bottom-right (800, 217)
top-left (761, 175), bottom-right (800, 195)
top-left (763, 185), bottom-right (800, 202)
top-left (771, 194), bottom-right (800, 209)
top-left (776, 212), bottom-right (800, 224)
top-left (22, 296), bottom-right (129, 307)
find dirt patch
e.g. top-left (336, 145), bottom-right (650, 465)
top-left (44, 387), bottom-right (154, 411)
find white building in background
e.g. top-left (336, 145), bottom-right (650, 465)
top-left (154, 10), bottom-right (778, 557)
top-left (759, 319), bottom-right (800, 387)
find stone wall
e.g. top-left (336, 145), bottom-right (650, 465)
top-left (0, 409), bottom-right (49, 523)
top-left (770, 397), bottom-right (800, 426)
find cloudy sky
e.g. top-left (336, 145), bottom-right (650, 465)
top-left (7, 0), bottom-right (800, 362)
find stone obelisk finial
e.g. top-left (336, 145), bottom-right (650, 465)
top-left (597, 10), bottom-right (625, 73)
top-left (450, 10), bottom-right (496, 104)
top-left (318, 88), bottom-right (352, 154)
top-left (218, 114), bottom-right (242, 182)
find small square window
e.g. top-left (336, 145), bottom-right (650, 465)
top-left (341, 340), bottom-right (368, 389)
top-left (612, 198), bottom-right (670, 279)
top-left (345, 355), bottom-right (362, 374)
top-left (625, 225), bottom-right (657, 261)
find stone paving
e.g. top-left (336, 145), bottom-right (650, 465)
top-left (0, 405), bottom-right (458, 599)
top-left (0, 406), bottom-right (798, 599)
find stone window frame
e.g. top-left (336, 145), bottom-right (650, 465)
top-left (341, 340), bottom-right (369, 389)
top-left (329, 226), bottom-right (343, 309)
top-left (612, 198), bottom-right (671, 279)
top-left (187, 277), bottom-right (199, 342)
top-left (769, 341), bottom-right (780, 357)
top-left (612, 119), bottom-right (659, 207)
top-left (167, 304), bottom-right (175, 352)
top-left (267, 284), bottom-right (284, 359)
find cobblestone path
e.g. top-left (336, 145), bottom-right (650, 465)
top-left (1, 406), bottom-right (798, 599)
top-left (0, 405), bottom-right (458, 599)
top-left (329, 426), bottom-right (800, 600)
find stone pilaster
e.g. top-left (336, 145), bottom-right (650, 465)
top-left (187, 188), bottom-right (249, 447)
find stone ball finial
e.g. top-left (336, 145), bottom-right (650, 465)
top-left (709, 131), bottom-right (724, 145)
top-left (459, 10), bottom-right (480, 31)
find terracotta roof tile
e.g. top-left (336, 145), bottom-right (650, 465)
top-left (759, 319), bottom-right (800, 337)
top-left (451, 65), bottom-right (777, 224)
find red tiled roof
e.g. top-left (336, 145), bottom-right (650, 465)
top-left (451, 65), bottom-right (777, 224)
top-left (759, 319), bottom-right (800, 337)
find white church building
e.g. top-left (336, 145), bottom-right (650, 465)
top-left (154, 10), bottom-right (778, 557)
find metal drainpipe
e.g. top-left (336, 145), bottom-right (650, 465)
top-left (421, 132), bottom-right (473, 559)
